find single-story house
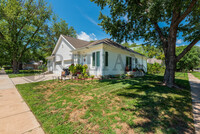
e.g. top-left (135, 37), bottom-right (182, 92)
top-left (46, 35), bottom-right (147, 76)
top-left (23, 61), bottom-right (43, 70)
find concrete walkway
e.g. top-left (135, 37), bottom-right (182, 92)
top-left (11, 73), bottom-right (59, 85)
top-left (0, 69), bottom-right (45, 134)
top-left (188, 73), bottom-right (200, 134)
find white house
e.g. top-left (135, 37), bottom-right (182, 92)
top-left (46, 35), bottom-right (147, 76)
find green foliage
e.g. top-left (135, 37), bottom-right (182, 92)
top-left (147, 63), bottom-right (165, 74)
top-left (0, 0), bottom-right (52, 73)
top-left (91, 0), bottom-right (199, 44)
top-left (191, 72), bottom-right (200, 80)
top-left (75, 64), bottom-right (83, 72)
top-left (42, 14), bottom-right (77, 56)
top-left (176, 46), bottom-right (200, 71)
top-left (82, 64), bottom-right (88, 76)
top-left (78, 74), bottom-right (83, 79)
top-left (83, 73), bottom-right (88, 79)
top-left (90, 75), bottom-right (95, 79)
top-left (69, 64), bottom-right (76, 75)
top-left (5, 69), bottom-right (44, 78)
top-left (121, 42), bottom-right (137, 48)
top-left (69, 64), bottom-right (89, 77)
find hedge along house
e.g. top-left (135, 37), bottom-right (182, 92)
top-left (46, 35), bottom-right (147, 76)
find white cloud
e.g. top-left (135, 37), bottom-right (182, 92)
top-left (176, 39), bottom-right (183, 44)
top-left (77, 31), bottom-right (97, 41)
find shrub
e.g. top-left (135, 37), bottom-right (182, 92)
top-left (69, 64), bottom-right (76, 75)
top-left (90, 75), bottom-right (95, 79)
top-left (76, 64), bottom-right (83, 72)
top-left (83, 73), bottom-right (88, 78)
top-left (120, 74), bottom-right (126, 79)
top-left (78, 75), bottom-right (82, 79)
top-left (147, 63), bottom-right (165, 74)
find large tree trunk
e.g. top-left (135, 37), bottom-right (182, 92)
top-left (163, 24), bottom-right (177, 88)
top-left (163, 53), bottom-right (176, 88)
top-left (12, 59), bottom-right (19, 74)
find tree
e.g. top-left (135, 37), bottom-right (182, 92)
top-left (0, 0), bottom-right (52, 73)
top-left (176, 46), bottom-right (200, 71)
top-left (91, 0), bottom-right (200, 87)
top-left (43, 15), bottom-right (77, 56)
top-left (132, 44), bottom-right (165, 60)
top-left (121, 42), bottom-right (137, 48)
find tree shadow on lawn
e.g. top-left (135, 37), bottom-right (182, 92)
top-left (99, 75), bottom-right (194, 133)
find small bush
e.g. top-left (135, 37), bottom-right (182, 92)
top-left (147, 63), bottom-right (165, 74)
top-left (78, 75), bottom-right (83, 79)
top-left (83, 73), bottom-right (88, 78)
top-left (90, 75), bottom-right (95, 79)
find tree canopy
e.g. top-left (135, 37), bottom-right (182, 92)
top-left (0, 0), bottom-right (77, 73)
top-left (176, 46), bottom-right (200, 71)
top-left (121, 42), bottom-right (137, 48)
top-left (0, 0), bottom-right (52, 73)
top-left (42, 15), bottom-right (77, 56)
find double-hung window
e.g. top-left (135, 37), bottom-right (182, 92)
top-left (92, 52), bottom-right (95, 66)
top-left (105, 52), bottom-right (108, 66)
top-left (96, 51), bottom-right (100, 67)
top-left (92, 51), bottom-right (100, 67)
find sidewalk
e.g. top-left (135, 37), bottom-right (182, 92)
top-left (0, 69), bottom-right (44, 134)
top-left (188, 73), bottom-right (200, 133)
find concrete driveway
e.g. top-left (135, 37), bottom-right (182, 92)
top-left (0, 69), bottom-right (44, 134)
top-left (11, 73), bottom-right (60, 85)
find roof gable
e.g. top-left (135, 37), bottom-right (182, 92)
top-left (62, 35), bottom-right (90, 48)
top-left (51, 35), bottom-right (75, 55)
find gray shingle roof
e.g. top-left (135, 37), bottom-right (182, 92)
top-left (62, 35), bottom-right (90, 48)
top-left (62, 35), bottom-right (145, 56)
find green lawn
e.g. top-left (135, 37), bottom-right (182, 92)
top-left (191, 71), bottom-right (200, 79)
top-left (16, 73), bottom-right (194, 134)
top-left (5, 70), bottom-right (43, 78)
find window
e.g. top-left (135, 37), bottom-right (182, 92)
top-left (96, 51), bottom-right (100, 67)
top-left (105, 52), bottom-right (108, 66)
top-left (126, 56), bottom-right (132, 71)
top-left (92, 52), bottom-right (95, 66)
top-left (135, 58), bottom-right (138, 64)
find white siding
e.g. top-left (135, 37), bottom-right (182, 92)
top-left (53, 37), bottom-right (74, 74)
top-left (86, 46), bottom-right (103, 76)
top-left (101, 45), bottom-right (147, 76)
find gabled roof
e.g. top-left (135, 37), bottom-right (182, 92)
top-left (62, 35), bottom-right (90, 48)
top-left (61, 35), bottom-right (145, 57)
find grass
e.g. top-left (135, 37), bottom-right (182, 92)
top-left (5, 70), bottom-right (44, 78)
top-left (16, 73), bottom-right (194, 134)
top-left (191, 71), bottom-right (200, 79)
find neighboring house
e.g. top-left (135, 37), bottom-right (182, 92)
top-left (46, 35), bottom-right (147, 76)
top-left (147, 58), bottom-right (163, 65)
top-left (23, 61), bottom-right (42, 70)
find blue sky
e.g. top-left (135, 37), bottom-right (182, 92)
top-left (48, 0), bottom-right (199, 46)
